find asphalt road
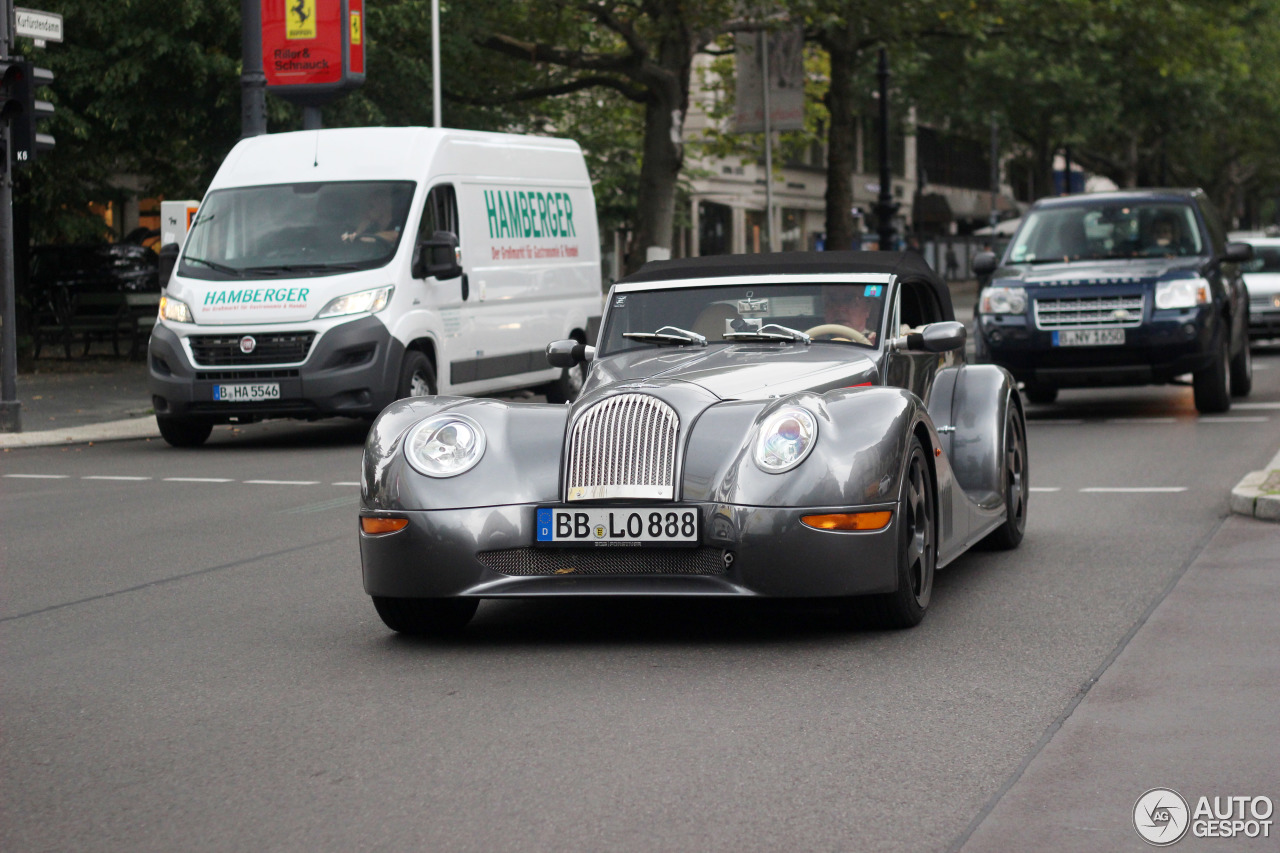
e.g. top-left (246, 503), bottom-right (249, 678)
top-left (2, 346), bottom-right (1279, 852)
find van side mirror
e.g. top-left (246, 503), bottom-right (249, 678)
top-left (413, 231), bottom-right (462, 280)
top-left (1224, 242), bottom-right (1254, 263)
top-left (158, 243), bottom-right (180, 288)
top-left (547, 339), bottom-right (595, 368)
top-left (971, 251), bottom-right (999, 276)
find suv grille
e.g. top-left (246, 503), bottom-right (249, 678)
top-left (478, 546), bottom-right (727, 576)
top-left (566, 394), bottom-right (680, 501)
top-left (188, 332), bottom-right (315, 366)
top-left (1034, 295), bottom-right (1145, 330)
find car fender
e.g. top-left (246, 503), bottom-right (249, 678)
top-left (947, 363), bottom-right (1019, 507)
top-left (362, 397), bottom-right (569, 510)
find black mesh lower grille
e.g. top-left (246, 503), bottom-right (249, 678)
top-left (196, 369), bottom-right (301, 381)
top-left (477, 546), bottom-right (728, 577)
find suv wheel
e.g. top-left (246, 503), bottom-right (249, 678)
top-left (1229, 334), bottom-right (1253, 397)
top-left (1193, 334), bottom-right (1231, 414)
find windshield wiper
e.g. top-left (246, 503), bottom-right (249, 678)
top-left (622, 326), bottom-right (708, 347)
top-left (243, 263), bottom-right (364, 274)
top-left (183, 256), bottom-right (243, 277)
top-left (723, 323), bottom-right (812, 344)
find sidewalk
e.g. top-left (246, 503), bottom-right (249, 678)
top-left (0, 356), bottom-right (158, 447)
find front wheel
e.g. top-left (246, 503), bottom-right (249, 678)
top-left (156, 416), bottom-right (213, 448)
top-left (372, 596), bottom-right (478, 636)
top-left (980, 400), bottom-right (1028, 550)
top-left (1229, 333), bottom-right (1253, 398)
top-left (1193, 333), bottom-right (1231, 414)
top-left (396, 351), bottom-right (437, 400)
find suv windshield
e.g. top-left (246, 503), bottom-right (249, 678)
top-left (600, 282), bottom-right (887, 355)
top-left (1008, 201), bottom-right (1204, 264)
top-left (180, 181), bottom-right (416, 280)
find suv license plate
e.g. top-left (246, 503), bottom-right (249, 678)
top-left (1053, 329), bottom-right (1125, 346)
top-left (214, 383), bottom-right (281, 401)
top-left (535, 506), bottom-right (699, 547)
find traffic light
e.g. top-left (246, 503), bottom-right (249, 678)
top-left (1, 60), bottom-right (55, 168)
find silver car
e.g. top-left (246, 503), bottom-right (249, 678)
top-left (359, 252), bottom-right (1028, 633)
top-left (1240, 236), bottom-right (1280, 340)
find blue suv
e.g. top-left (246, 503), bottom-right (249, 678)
top-left (971, 189), bottom-right (1252, 413)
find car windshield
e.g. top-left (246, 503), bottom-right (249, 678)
top-left (599, 282), bottom-right (887, 356)
top-left (1242, 245), bottom-right (1280, 273)
top-left (1007, 201), bottom-right (1205, 264)
top-left (179, 181), bottom-right (416, 280)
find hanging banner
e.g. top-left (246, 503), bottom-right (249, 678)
top-left (734, 28), bottom-right (805, 133)
top-left (262, 0), bottom-right (365, 105)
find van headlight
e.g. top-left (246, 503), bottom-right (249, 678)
top-left (316, 285), bottom-right (394, 319)
top-left (1155, 278), bottom-right (1209, 309)
top-left (979, 286), bottom-right (1027, 315)
top-left (159, 295), bottom-right (193, 323)
top-left (754, 407), bottom-right (818, 473)
top-left (404, 414), bottom-right (486, 477)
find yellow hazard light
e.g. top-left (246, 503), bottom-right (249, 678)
top-left (801, 511), bottom-right (893, 531)
top-left (361, 516), bottom-right (409, 534)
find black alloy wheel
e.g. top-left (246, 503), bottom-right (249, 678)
top-left (981, 399), bottom-right (1028, 550)
top-left (1229, 328), bottom-right (1253, 398)
top-left (1193, 332), bottom-right (1231, 414)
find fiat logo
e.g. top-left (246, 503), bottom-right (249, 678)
top-left (239, 335), bottom-right (257, 354)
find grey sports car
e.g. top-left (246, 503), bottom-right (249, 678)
top-left (359, 252), bottom-right (1028, 633)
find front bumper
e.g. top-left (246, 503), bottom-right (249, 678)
top-left (360, 502), bottom-right (900, 599)
top-left (148, 315), bottom-right (404, 422)
top-left (978, 304), bottom-right (1217, 388)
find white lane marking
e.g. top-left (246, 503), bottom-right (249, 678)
top-left (1080, 487), bottom-right (1187, 493)
top-left (1198, 416), bottom-right (1270, 423)
top-left (3, 473), bottom-right (70, 479)
top-left (243, 480), bottom-right (321, 486)
top-left (1029, 487), bottom-right (1061, 492)
top-left (1232, 402), bottom-right (1280, 409)
top-left (332, 481), bottom-right (360, 486)
top-left (163, 477), bottom-right (235, 483)
top-left (1107, 418), bottom-right (1177, 424)
top-left (82, 475), bottom-right (152, 481)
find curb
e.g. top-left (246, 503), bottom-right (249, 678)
top-left (1230, 448), bottom-right (1280, 522)
top-left (0, 417), bottom-right (161, 449)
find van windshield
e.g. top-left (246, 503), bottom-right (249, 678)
top-left (180, 181), bottom-right (416, 280)
top-left (1007, 201), bottom-right (1205, 264)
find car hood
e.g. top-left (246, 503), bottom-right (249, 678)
top-left (581, 343), bottom-right (878, 402)
top-left (1243, 271), bottom-right (1280, 296)
top-left (993, 256), bottom-right (1205, 287)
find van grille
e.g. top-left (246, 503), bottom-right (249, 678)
top-left (189, 333), bottom-right (315, 366)
top-left (566, 394), bottom-right (680, 501)
top-left (1034, 295), bottom-right (1145, 330)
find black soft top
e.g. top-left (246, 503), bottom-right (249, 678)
top-left (619, 251), bottom-right (953, 321)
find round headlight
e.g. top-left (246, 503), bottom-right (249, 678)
top-left (754, 407), bottom-right (818, 473)
top-left (404, 413), bottom-right (487, 477)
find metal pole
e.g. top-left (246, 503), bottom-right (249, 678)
top-left (875, 48), bottom-right (895, 252)
top-left (241, 0), bottom-right (267, 137)
top-left (1, 0), bottom-right (21, 431)
top-left (432, 0), bottom-right (441, 127)
top-left (989, 112), bottom-right (999, 230)
top-left (760, 31), bottom-right (775, 252)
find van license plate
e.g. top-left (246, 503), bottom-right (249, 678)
top-left (214, 383), bottom-right (281, 401)
top-left (535, 506), bottom-right (699, 547)
top-left (1053, 329), bottom-right (1125, 346)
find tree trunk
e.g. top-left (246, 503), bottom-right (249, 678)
top-left (823, 39), bottom-right (857, 251)
top-left (629, 89), bottom-right (685, 273)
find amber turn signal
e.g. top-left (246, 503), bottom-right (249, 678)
top-left (801, 511), bottom-right (892, 531)
top-left (361, 516), bottom-right (409, 534)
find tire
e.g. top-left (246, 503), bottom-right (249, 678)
top-left (1022, 382), bottom-right (1057, 405)
top-left (396, 351), bottom-right (437, 400)
top-left (156, 416), bottom-right (213, 447)
top-left (858, 436), bottom-right (936, 629)
top-left (980, 400), bottom-right (1028, 550)
top-left (1229, 332), bottom-right (1253, 398)
top-left (544, 361), bottom-right (588, 404)
top-left (1193, 332), bottom-right (1231, 414)
top-left (372, 596), bottom-right (478, 636)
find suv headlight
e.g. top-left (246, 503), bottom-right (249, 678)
top-left (404, 413), bottom-right (486, 477)
top-left (158, 295), bottom-right (193, 323)
top-left (754, 407), bottom-right (818, 473)
top-left (979, 286), bottom-right (1027, 315)
top-left (1155, 278), bottom-right (1209, 310)
top-left (316, 285), bottom-right (394, 319)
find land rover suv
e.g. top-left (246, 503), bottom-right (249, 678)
top-left (971, 189), bottom-right (1252, 413)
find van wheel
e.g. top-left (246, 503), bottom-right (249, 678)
top-left (1229, 334), bottom-right (1252, 397)
top-left (156, 416), bottom-right (213, 448)
top-left (396, 351), bottom-right (437, 400)
top-left (545, 361), bottom-right (588, 404)
top-left (1193, 333), bottom-right (1231, 414)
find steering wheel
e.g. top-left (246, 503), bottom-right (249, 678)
top-left (804, 323), bottom-right (871, 345)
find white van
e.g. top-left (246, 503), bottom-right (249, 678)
top-left (148, 126), bottom-right (603, 446)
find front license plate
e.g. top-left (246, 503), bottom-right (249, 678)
top-left (1053, 328), bottom-right (1126, 346)
top-left (213, 383), bottom-right (281, 401)
top-left (535, 506), bottom-right (700, 547)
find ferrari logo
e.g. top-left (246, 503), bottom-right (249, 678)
top-left (350, 11), bottom-right (362, 45)
top-left (286, 0), bottom-right (316, 39)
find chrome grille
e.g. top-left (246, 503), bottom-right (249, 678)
top-left (1250, 293), bottom-right (1280, 311)
top-left (478, 546), bottom-right (727, 576)
top-left (188, 332), bottom-right (315, 366)
top-left (566, 394), bottom-right (679, 501)
top-left (1034, 295), bottom-right (1145, 330)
